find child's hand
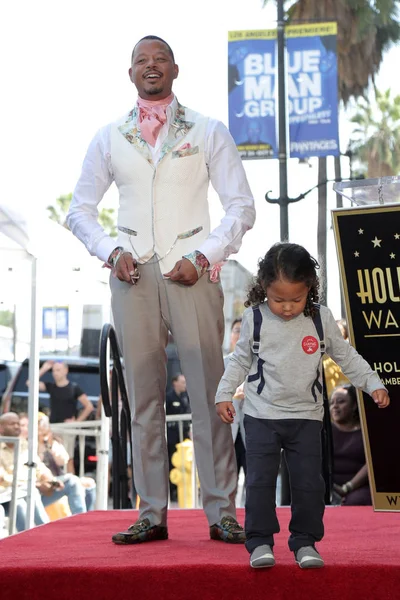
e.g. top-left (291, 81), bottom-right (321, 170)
top-left (216, 401), bottom-right (236, 424)
top-left (371, 389), bottom-right (390, 408)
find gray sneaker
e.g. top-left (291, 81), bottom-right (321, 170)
top-left (295, 546), bottom-right (324, 569)
top-left (250, 544), bottom-right (275, 568)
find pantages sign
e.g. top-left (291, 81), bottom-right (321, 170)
top-left (333, 204), bottom-right (400, 511)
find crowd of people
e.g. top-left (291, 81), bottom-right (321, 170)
top-left (0, 360), bottom-right (97, 533)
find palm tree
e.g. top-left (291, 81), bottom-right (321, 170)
top-left (263, 0), bottom-right (400, 304)
top-left (350, 88), bottom-right (400, 177)
top-left (47, 193), bottom-right (117, 237)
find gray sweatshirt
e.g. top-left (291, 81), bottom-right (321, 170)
top-left (216, 303), bottom-right (385, 421)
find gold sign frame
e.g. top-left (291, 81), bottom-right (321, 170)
top-left (333, 203), bottom-right (400, 511)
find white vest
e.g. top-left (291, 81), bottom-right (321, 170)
top-left (110, 105), bottom-right (211, 273)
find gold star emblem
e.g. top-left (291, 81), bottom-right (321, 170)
top-left (354, 251), bottom-right (360, 257)
top-left (395, 233), bottom-right (400, 240)
top-left (371, 237), bottom-right (382, 248)
top-left (358, 229), bottom-right (364, 235)
top-left (390, 253), bottom-right (396, 259)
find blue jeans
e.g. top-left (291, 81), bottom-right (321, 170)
top-left (84, 485), bottom-right (96, 511)
top-left (3, 488), bottom-right (49, 532)
top-left (41, 474), bottom-right (86, 514)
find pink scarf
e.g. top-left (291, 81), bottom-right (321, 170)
top-left (137, 94), bottom-right (174, 147)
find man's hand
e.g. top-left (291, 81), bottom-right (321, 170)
top-left (41, 360), bottom-right (55, 371)
top-left (371, 389), bottom-right (390, 408)
top-left (216, 401), bottom-right (236, 424)
top-left (37, 479), bottom-right (65, 496)
top-left (114, 252), bottom-right (139, 284)
top-left (163, 258), bottom-right (198, 286)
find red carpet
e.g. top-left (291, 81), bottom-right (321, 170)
top-left (1, 507), bottom-right (399, 600)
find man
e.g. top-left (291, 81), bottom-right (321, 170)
top-left (0, 412), bottom-right (49, 531)
top-left (28, 360), bottom-right (94, 470)
top-left (166, 374), bottom-right (191, 502)
top-left (67, 35), bottom-right (256, 544)
top-left (0, 412), bottom-right (87, 530)
top-left (30, 361), bottom-right (94, 425)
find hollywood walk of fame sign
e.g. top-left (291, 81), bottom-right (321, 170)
top-left (332, 181), bottom-right (400, 511)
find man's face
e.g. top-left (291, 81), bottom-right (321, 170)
top-left (174, 375), bottom-right (186, 395)
top-left (129, 39), bottom-right (179, 100)
top-left (0, 413), bottom-right (21, 437)
top-left (52, 362), bottom-right (67, 383)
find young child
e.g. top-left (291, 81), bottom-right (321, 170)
top-left (215, 243), bottom-right (390, 570)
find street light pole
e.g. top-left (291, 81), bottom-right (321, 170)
top-left (265, 0), bottom-right (292, 241)
top-left (277, 0), bottom-right (289, 241)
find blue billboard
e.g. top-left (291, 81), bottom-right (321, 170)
top-left (228, 23), bottom-right (339, 160)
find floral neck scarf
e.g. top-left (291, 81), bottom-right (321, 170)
top-left (137, 93), bottom-right (174, 146)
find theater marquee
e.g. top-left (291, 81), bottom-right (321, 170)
top-left (333, 204), bottom-right (400, 511)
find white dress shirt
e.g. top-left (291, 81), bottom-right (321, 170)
top-left (67, 96), bottom-right (256, 264)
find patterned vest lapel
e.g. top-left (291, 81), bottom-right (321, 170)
top-left (118, 102), bottom-right (195, 165)
top-left (157, 103), bottom-right (195, 163)
top-left (118, 106), bottom-right (153, 165)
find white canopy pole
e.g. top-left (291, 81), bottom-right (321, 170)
top-left (96, 337), bottom-right (110, 509)
top-left (25, 256), bottom-right (42, 529)
top-left (96, 404), bottom-right (110, 510)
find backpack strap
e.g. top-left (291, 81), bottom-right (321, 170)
top-left (71, 381), bottom-right (80, 400)
top-left (311, 303), bottom-right (325, 402)
top-left (311, 303), bottom-right (334, 503)
top-left (247, 305), bottom-right (265, 395)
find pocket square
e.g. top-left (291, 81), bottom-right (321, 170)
top-left (172, 144), bottom-right (199, 158)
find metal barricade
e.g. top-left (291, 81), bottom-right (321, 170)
top-left (50, 420), bottom-right (109, 510)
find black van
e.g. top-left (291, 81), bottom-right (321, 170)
top-left (0, 361), bottom-right (13, 398)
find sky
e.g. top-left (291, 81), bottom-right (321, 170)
top-left (1, 0), bottom-right (400, 319)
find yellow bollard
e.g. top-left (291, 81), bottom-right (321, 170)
top-left (169, 439), bottom-right (198, 508)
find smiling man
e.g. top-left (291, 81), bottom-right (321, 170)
top-left (67, 36), bottom-right (255, 545)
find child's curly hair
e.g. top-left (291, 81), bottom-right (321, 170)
top-left (245, 243), bottom-right (320, 317)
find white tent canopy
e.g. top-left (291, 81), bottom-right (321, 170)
top-left (0, 203), bottom-right (99, 266)
top-left (0, 203), bottom-right (110, 526)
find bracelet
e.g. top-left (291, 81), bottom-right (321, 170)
top-left (183, 250), bottom-right (209, 278)
top-left (107, 247), bottom-right (127, 270)
top-left (341, 481), bottom-right (354, 494)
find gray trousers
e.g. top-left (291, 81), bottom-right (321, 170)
top-left (110, 261), bottom-right (237, 527)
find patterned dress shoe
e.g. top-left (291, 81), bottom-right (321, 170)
top-left (112, 518), bottom-right (168, 545)
top-left (209, 516), bottom-right (246, 544)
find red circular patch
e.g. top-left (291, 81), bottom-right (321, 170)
top-left (302, 336), bottom-right (319, 354)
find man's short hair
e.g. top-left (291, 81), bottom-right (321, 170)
top-left (171, 374), bottom-right (183, 384)
top-left (131, 35), bottom-right (175, 63)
